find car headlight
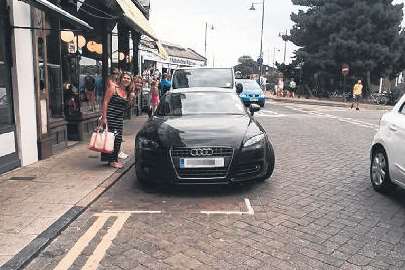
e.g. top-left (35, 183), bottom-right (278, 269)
top-left (240, 93), bottom-right (247, 98)
top-left (138, 137), bottom-right (159, 150)
top-left (243, 133), bottom-right (266, 147)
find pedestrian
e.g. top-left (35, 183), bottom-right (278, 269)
top-left (351, 80), bottom-right (363, 111)
top-left (95, 71), bottom-right (103, 107)
top-left (100, 71), bottom-right (132, 168)
top-left (84, 74), bottom-right (96, 111)
top-left (149, 80), bottom-right (160, 117)
top-left (159, 73), bottom-right (172, 96)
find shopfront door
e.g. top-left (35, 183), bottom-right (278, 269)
top-left (0, 1), bottom-right (20, 173)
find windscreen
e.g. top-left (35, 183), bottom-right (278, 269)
top-left (156, 92), bottom-right (246, 116)
top-left (240, 80), bottom-right (261, 90)
top-left (172, 69), bottom-right (234, 89)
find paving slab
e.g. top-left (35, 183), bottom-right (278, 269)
top-left (0, 116), bottom-right (147, 269)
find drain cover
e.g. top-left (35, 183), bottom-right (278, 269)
top-left (9, 176), bottom-right (36, 181)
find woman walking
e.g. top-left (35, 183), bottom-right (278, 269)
top-left (100, 71), bottom-right (132, 168)
top-left (150, 80), bottom-right (160, 116)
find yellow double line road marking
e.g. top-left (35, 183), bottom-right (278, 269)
top-left (54, 213), bottom-right (130, 270)
top-left (53, 199), bottom-right (254, 269)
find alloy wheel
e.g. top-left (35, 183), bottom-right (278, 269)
top-left (371, 152), bottom-right (387, 186)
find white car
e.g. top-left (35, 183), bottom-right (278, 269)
top-left (370, 94), bottom-right (405, 192)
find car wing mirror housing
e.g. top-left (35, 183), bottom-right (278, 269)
top-left (236, 83), bottom-right (243, 95)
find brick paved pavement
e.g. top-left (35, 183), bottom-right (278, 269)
top-left (24, 103), bottom-right (405, 270)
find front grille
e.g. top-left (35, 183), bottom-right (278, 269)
top-left (177, 168), bottom-right (229, 179)
top-left (170, 147), bottom-right (234, 179)
top-left (171, 147), bottom-right (233, 158)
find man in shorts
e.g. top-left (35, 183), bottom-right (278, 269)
top-left (351, 80), bottom-right (363, 111)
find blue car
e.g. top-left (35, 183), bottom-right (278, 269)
top-left (237, 79), bottom-right (266, 107)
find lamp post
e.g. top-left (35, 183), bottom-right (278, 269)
top-left (279, 29), bottom-right (288, 64)
top-left (249, 0), bottom-right (265, 79)
top-left (204, 22), bottom-right (214, 65)
top-left (273, 47), bottom-right (280, 68)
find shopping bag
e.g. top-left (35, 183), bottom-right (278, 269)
top-left (88, 123), bottom-right (115, 154)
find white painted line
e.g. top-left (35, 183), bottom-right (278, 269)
top-left (245, 198), bottom-right (255, 215)
top-left (282, 104), bottom-right (379, 130)
top-left (200, 210), bottom-right (244, 215)
top-left (54, 215), bottom-right (109, 270)
top-left (82, 213), bottom-right (131, 270)
top-left (200, 198), bottom-right (254, 216)
top-left (99, 210), bottom-right (162, 215)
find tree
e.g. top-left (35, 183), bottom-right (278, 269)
top-left (234, 55), bottom-right (259, 78)
top-left (289, 0), bottom-right (405, 95)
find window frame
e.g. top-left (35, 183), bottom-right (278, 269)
top-left (0, 4), bottom-right (15, 132)
top-left (399, 102), bottom-right (405, 115)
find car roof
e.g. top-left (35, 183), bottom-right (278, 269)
top-left (174, 67), bottom-right (233, 71)
top-left (236, 79), bottom-right (258, 83)
top-left (169, 87), bottom-right (235, 94)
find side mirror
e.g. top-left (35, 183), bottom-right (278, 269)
top-left (249, 104), bottom-right (260, 115)
top-left (236, 83), bottom-right (243, 95)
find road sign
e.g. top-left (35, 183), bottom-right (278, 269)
top-left (257, 57), bottom-right (263, 65)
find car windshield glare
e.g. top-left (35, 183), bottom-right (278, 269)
top-left (156, 92), bottom-right (246, 116)
top-left (172, 69), bottom-right (234, 89)
top-left (240, 80), bottom-right (261, 90)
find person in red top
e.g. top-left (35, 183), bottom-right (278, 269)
top-left (150, 80), bottom-right (160, 117)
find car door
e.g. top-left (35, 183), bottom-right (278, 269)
top-left (389, 98), bottom-right (405, 184)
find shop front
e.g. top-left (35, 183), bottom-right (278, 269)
top-left (0, 0), bottom-right (164, 170)
top-left (0, 0), bottom-right (19, 173)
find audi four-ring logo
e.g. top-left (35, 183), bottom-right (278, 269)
top-left (190, 148), bottom-right (214, 157)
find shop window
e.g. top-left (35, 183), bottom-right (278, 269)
top-left (46, 14), bottom-right (63, 118)
top-left (79, 57), bottom-right (102, 112)
top-left (48, 64), bottom-right (63, 117)
top-left (38, 38), bottom-right (46, 94)
top-left (0, 14), bottom-right (13, 129)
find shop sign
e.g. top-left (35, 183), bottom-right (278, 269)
top-left (169, 57), bottom-right (204, 67)
top-left (68, 42), bottom-right (76, 54)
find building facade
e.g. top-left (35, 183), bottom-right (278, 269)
top-left (0, 0), bottom-right (162, 174)
top-left (139, 40), bottom-right (206, 75)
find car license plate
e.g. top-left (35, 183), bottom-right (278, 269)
top-left (180, 158), bottom-right (224, 168)
top-left (250, 98), bottom-right (258, 102)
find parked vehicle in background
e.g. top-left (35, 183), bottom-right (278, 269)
top-left (370, 94), bottom-right (405, 192)
top-left (171, 67), bottom-right (235, 90)
top-left (236, 79), bottom-right (266, 107)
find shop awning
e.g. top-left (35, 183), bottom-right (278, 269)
top-left (19, 0), bottom-right (93, 30)
top-left (115, 0), bottom-right (158, 41)
top-left (156, 41), bottom-right (169, 60)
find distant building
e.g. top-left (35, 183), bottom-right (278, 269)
top-left (139, 40), bottom-right (206, 75)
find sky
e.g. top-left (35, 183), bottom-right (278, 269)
top-left (149, 0), bottom-right (405, 68)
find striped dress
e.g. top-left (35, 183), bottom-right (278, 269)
top-left (101, 94), bottom-right (129, 163)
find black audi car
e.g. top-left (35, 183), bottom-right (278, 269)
top-left (135, 87), bottom-right (275, 185)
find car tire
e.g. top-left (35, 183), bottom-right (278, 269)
top-left (135, 161), bottom-right (153, 187)
top-left (370, 147), bottom-right (394, 192)
top-left (258, 142), bottom-right (275, 182)
top-left (259, 102), bottom-right (265, 107)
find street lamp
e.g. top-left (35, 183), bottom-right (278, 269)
top-left (278, 30), bottom-right (288, 64)
top-left (249, 0), bottom-right (265, 79)
top-left (273, 48), bottom-right (280, 68)
top-left (204, 22), bottom-right (214, 60)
